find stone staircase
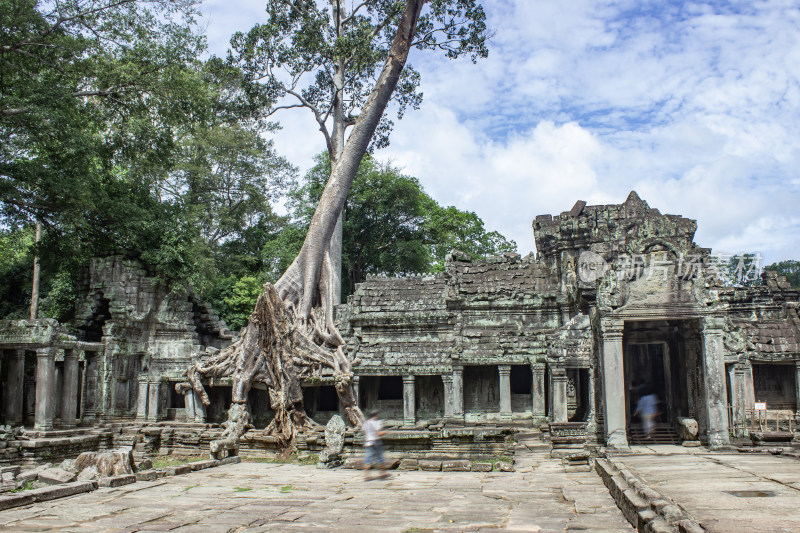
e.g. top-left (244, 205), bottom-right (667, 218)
top-left (627, 423), bottom-right (681, 445)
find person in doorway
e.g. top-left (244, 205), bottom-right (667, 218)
top-left (362, 409), bottom-right (389, 480)
top-left (634, 388), bottom-right (660, 439)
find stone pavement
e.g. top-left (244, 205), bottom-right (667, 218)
top-left (0, 437), bottom-right (632, 532)
top-left (614, 449), bottom-right (800, 533)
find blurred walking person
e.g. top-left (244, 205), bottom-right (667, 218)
top-left (362, 409), bottom-right (389, 480)
top-left (634, 388), bottom-right (660, 439)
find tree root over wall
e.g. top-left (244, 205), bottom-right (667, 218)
top-left (182, 283), bottom-right (363, 454)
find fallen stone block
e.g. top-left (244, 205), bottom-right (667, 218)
top-left (135, 470), bottom-right (159, 481)
top-left (0, 492), bottom-right (34, 511)
top-left (16, 463), bottom-right (52, 484)
top-left (164, 465), bottom-right (192, 476)
top-left (471, 462), bottom-right (493, 472)
top-left (398, 459), bottom-right (418, 471)
top-left (0, 465), bottom-right (21, 478)
top-left (219, 456), bottom-right (241, 466)
top-left (38, 468), bottom-right (77, 485)
top-left (137, 458), bottom-right (153, 471)
top-left (343, 458), bottom-right (365, 470)
top-left (495, 461), bottom-right (514, 472)
top-left (28, 481), bottom-right (96, 502)
top-left (682, 440), bottom-right (702, 447)
top-left (419, 460), bottom-right (442, 471)
top-left (77, 465), bottom-right (99, 481)
top-left (98, 474), bottom-right (136, 488)
top-left (74, 449), bottom-right (134, 478)
top-left (442, 459), bottom-right (471, 472)
top-left (190, 459), bottom-right (219, 471)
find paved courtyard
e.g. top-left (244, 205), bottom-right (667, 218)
top-left (0, 440), bottom-right (633, 533)
top-left (616, 449), bottom-right (800, 533)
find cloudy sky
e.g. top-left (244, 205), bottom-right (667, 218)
top-left (198, 0), bottom-right (800, 264)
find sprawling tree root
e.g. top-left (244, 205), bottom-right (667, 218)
top-left (185, 282), bottom-right (363, 453)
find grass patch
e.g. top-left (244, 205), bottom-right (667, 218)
top-left (280, 484), bottom-right (296, 493)
top-left (403, 528), bottom-right (434, 533)
top-left (183, 485), bottom-right (199, 492)
top-left (151, 455), bottom-right (205, 469)
top-left (233, 487), bottom-right (252, 492)
top-left (8, 481), bottom-right (34, 493)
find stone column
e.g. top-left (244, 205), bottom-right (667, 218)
top-left (600, 319), bottom-right (628, 448)
top-left (61, 349), bottom-right (80, 427)
top-left (403, 375), bottom-right (415, 427)
top-left (734, 364), bottom-right (749, 435)
top-left (442, 374), bottom-right (454, 418)
top-left (701, 316), bottom-right (730, 448)
top-left (34, 347), bottom-right (56, 430)
top-left (137, 381), bottom-right (149, 420)
top-left (498, 365), bottom-right (512, 420)
top-left (82, 352), bottom-right (98, 420)
top-left (3, 349), bottom-right (25, 426)
top-left (451, 366), bottom-right (464, 420)
top-left (552, 368), bottom-right (568, 423)
top-left (795, 361), bottom-right (800, 417)
top-left (531, 362), bottom-right (546, 422)
top-left (352, 375), bottom-right (360, 407)
top-left (192, 390), bottom-right (206, 422)
top-left (147, 381), bottom-right (163, 421)
top-left (183, 390), bottom-right (196, 421)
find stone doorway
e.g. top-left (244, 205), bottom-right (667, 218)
top-left (622, 320), bottom-right (700, 442)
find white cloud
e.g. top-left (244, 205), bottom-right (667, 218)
top-left (197, 0), bottom-right (800, 264)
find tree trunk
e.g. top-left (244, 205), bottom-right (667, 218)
top-left (184, 0), bottom-right (427, 454)
top-left (30, 220), bottom-right (41, 320)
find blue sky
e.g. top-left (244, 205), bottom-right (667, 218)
top-left (198, 0), bottom-right (800, 264)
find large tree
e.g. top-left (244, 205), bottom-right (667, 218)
top-left (186, 0), bottom-right (489, 452)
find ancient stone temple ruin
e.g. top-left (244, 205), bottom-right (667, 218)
top-left (0, 193), bottom-right (798, 461)
top-left (338, 191), bottom-right (800, 448)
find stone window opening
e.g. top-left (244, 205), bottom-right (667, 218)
top-left (377, 376), bottom-right (403, 400)
top-left (78, 293), bottom-right (111, 342)
top-left (753, 363), bottom-right (797, 411)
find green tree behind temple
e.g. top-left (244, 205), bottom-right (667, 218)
top-left (765, 260), bottom-right (800, 289)
top-left (0, 0), bottom-right (293, 323)
top-left (290, 154), bottom-right (517, 297)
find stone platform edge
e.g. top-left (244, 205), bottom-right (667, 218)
top-left (0, 456), bottom-right (241, 512)
top-left (594, 456), bottom-right (705, 533)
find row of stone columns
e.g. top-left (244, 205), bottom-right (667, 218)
top-left (2, 348), bottom-right (85, 430)
top-left (396, 363), bottom-right (549, 427)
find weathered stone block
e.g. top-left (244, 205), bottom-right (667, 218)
top-left (419, 460), bottom-right (441, 471)
top-left (442, 459), bottom-right (471, 472)
top-left (16, 463), bottom-right (52, 485)
top-left (471, 462), bottom-right (493, 472)
top-left (28, 481), bottom-right (96, 501)
top-left (495, 461), bottom-right (514, 472)
top-left (398, 458), bottom-right (418, 471)
top-left (0, 492), bottom-right (35, 511)
top-left (38, 468), bottom-right (77, 485)
top-left (344, 458), bottom-right (365, 470)
top-left (98, 474), bottom-right (136, 487)
top-left (164, 465), bottom-right (191, 476)
top-left (190, 459), bottom-right (219, 471)
top-left (219, 456), bottom-right (241, 466)
top-left (135, 470), bottom-right (159, 481)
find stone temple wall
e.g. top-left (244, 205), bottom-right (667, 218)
top-left (0, 256), bottom-right (232, 432)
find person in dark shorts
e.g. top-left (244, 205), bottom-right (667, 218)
top-left (362, 409), bottom-right (388, 480)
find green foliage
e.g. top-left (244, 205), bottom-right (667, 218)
top-left (0, 227), bottom-right (33, 318)
top-left (0, 1), bottom-right (294, 320)
top-left (221, 275), bottom-right (264, 331)
top-left (764, 260), bottom-right (800, 289)
top-left (230, 0), bottom-right (488, 153)
top-left (290, 153), bottom-right (516, 296)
